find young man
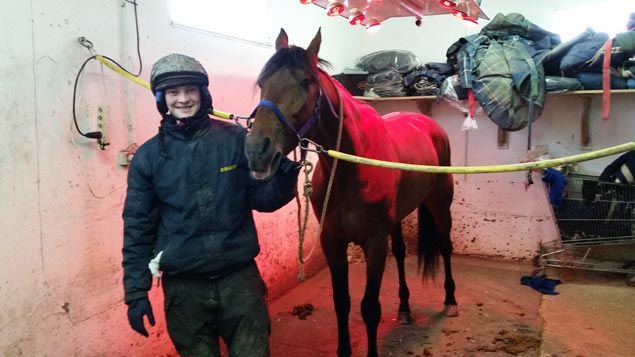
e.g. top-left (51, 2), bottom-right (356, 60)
top-left (122, 53), bottom-right (300, 356)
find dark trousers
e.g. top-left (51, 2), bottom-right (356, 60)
top-left (162, 262), bottom-right (270, 357)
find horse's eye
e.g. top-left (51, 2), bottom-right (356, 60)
top-left (300, 78), bottom-right (311, 89)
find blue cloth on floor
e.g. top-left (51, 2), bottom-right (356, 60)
top-left (520, 276), bottom-right (562, 295)
top-left (541, 168), bottom-right (566, 208)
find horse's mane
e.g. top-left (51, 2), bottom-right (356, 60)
top-left (257, 46), bottom-right (331, 87)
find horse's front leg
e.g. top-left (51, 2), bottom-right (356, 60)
top-left (323, 236), bottom-right (352, 357)
top-left (390, 222), bottom-right (412, 324)
top-left (361, 235), bottom-right (388, 357)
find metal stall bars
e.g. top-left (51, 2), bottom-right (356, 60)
top-left (539, 173), bottom-right (635, 279)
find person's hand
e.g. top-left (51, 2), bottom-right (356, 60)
top-left (127, 297), bottom-right (155, 337)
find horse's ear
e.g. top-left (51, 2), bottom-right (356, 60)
top-left (275, 28), bottom-right (288, 51)
top-left (307, 28), bottom-right (321, 62)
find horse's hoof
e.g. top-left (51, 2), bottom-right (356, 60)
top-left (444, 305), bottom-right (459, 317)
top-left (397, 311), bottom-right (412, 324)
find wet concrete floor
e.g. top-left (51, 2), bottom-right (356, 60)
top-left (268, 255), bottom-right (635, 356)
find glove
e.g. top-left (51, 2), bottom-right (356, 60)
top-left (127, 297), bottom-right (155, 337)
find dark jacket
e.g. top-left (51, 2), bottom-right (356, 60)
top-left (122, 116), bottom-right (298, 303)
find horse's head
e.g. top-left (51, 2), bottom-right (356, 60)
top-left (245, 28), bottom-right (323, 180)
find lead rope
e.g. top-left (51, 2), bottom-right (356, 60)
top-left (297, 88), bottom-right (344, 282)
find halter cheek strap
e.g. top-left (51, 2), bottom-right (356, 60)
top-left (249, 89), bottom-right (323, 141)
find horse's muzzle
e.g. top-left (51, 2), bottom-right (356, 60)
top-left (245, 133), bottom-right (281, 180)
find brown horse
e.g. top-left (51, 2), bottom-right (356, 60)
top-left (244, 28), bottom-right (457, 357)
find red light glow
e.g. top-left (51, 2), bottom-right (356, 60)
top-left (438, 0), bottom-right (456, 8)
top-left (452, 9), bottom-right (466, 19)
top-left (462, 16), bottom-right (479, 27)
top-left (365, 18), bottom-right (382, 32)
top-left (327, 2), bottom-right (345, 16)
top-left (349, 14), bottom-right (366, 25)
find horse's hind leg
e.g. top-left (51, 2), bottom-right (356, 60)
top-left (323, 237), bottom-right (353, 357)
top-left (390, 223), bottom-right (412, 324)
top-left (424, 176), bottom-right (457, 317)
top-left (361, 235), bottom-right (388, 357)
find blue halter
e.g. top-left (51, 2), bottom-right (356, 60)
top-left (250, 90), bottom-right (323, 141)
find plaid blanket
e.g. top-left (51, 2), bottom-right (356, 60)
top-left (447, 13), bottom-right (560, 131)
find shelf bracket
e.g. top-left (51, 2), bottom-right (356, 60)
top-left (416, 101), bottom-right (431, 116)
top-left (580, 96), bottom-right (591, 147)
top-left (497, 128), bottom-right (509, 148)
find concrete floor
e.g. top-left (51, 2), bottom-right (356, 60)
top-left (268, 255), bottom-right (635, 357)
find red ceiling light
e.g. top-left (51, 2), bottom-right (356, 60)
top-left (348, 8), bottom-right (365, 25)
top-left (299, 0), bottom-right (314, 4)
top-left (349, 14), bottom-right (366, 25)
top-left (365, 18), bottom-right (382, 33)
top-left (462, 15), bottom-right (479, 26)
top-left (326, 2), bottom-right (345, 16)
top-left (452, 9), bottom-right (466, 19)
top-left (438, 0), bottom-right (456, 8)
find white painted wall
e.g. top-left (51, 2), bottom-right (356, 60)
top-left (0, 1), bottom-right (358, 355)
top-left (357, 0), bottom-right (635, 259)
top-left (1, 0), bottom-right (633, 355)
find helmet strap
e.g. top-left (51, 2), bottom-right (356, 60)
top-left (155, 91), bottom-right (169, 114)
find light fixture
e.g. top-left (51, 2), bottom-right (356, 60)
top-left (452, 9), bottom-right (466, 19)
top-left (326, 2), bottom-right (344, 16)
top-left (348, 8), bottom-right (365, 25)
top-left (462, 15), bottom-right (479, 27)
top-left (365, 18), bottom-right (381, 33)
top-left (299, 0), bottom-right (314, 4)
top-left (437, 0), bottom-right (456, 8)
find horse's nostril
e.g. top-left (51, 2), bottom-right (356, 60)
top-left (260, 137), bottom-right (271, 154)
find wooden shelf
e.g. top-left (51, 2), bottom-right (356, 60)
top-left (353, 89), bottom-right (635, 102)
top-left (548, 89), bottom-right (635, 96)
top-left (354, 89), bottom-right (635, 148)
top-left (353, 95), bottom-right (437, 102)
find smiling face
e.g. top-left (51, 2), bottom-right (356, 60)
top-left (165, 85), bottom-right (201, 118)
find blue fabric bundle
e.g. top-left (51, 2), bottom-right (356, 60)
top-left (520, 276), bottom-right (562, 295)
top-left (541, 168), bottom-right (566, 208)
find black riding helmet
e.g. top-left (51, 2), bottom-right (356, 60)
top-left (150, 53), bottom-right (213, 116)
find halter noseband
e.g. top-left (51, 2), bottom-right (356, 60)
top-left (249, 89), bottom-right (323, 141)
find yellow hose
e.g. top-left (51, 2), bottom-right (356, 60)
top-left (327, 142), bottom-right (635, 174)
top-left (95, 55), bottom-right (234, 120)
top-left (95, 55), bottom-right (633, 174)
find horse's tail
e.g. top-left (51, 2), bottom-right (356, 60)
top-left (417, 203), bottom-right (440, 279)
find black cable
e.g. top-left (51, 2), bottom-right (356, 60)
top-left (72, 55), bottom-right (140, 144)
top-left (125, 0), bottom-right (143, 76)
top-left (72, 55), bottom-right (101, 140)
top-left (73, 1), bottom-right (143, 148)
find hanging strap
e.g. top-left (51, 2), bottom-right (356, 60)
top-left (602, 38), bottom-right (613, 120)
top-left (467, 88), bottom-right (476, 118)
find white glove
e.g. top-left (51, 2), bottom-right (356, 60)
top-left (148, 251), bottom-right (163, 278)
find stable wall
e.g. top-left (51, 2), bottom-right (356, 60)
top-left (356, 0), bottom-right (635, 259)
top-left (0, 1), bottom-right (359, 356)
